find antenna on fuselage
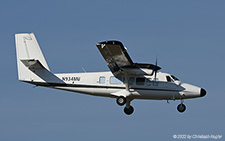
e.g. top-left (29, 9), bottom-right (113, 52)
top-left (81, 67), bottom-right (86, 73)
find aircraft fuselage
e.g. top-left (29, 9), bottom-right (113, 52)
top-left (26, 71), bottom-right (205, 100)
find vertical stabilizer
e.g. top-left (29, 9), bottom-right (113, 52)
top-left (15, 33), bottom-right (50, 82)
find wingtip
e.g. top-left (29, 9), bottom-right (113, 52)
top-left (98, 40), bottom-right (123, 45)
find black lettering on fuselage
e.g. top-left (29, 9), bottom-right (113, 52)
top-left (62, 77), bottom-right (81, 81)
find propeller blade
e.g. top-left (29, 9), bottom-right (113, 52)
top-left (154, 57), bottom-right (158, 81)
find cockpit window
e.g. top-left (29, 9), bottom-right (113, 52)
top-left (166, 76), bottom-right (173, 82)
top-left (171, 75), bottom-right (179, 81)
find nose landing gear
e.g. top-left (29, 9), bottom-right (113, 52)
top-left (177, 99), bottom-right (186, 113)
top-left (177, 103), bottom-right (186, 112)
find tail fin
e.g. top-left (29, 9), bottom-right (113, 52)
top-left (15, 33), bottom-right (51, 82)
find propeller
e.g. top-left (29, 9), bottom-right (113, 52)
top-left (153, 57), bottom-right (158, 81)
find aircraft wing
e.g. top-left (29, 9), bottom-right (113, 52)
top-left (96, 41), bottom-right (133, 76)
top-left (96, 40), bottom-right (161, 76)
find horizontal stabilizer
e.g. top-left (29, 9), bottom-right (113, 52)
top-left (21, 59), bottom-right (45, 69)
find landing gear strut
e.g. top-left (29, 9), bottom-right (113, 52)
top-left (123, 98), bottom-right (134, 115)
top-left (177, 99), bottom-right (186, 113)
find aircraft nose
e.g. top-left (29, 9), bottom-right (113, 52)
top-left (200, 88), bottom-right (207, 97)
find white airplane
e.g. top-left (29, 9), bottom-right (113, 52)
top-left (15, 33), bottom-right (206, 115)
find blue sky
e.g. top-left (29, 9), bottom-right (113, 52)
top-left (0, 0), bottom-right (225, 140)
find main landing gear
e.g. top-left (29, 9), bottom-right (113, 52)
top-left (177, 99), bottom-right (186, 113)
top-left (116, 96), bottom-right (134, 115)
top-left (116, 96), bottom-right (126, 106)
top-left (124, 106), bottom-right (134, 115)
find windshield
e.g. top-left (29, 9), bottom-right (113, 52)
top-left (171, 75), bottom-right (179, 81)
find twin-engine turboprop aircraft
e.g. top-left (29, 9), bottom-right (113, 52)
top-left (15, 33), bottom-right (206, 115)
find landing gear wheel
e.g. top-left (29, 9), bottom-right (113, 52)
top-left (116, 96), bottom-right (126, 106)
top-left (177, 103), bottom-right (186, 113)
top-left (124, 106), bottom-right (134, 115)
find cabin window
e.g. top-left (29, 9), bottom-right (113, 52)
top-left (110, 76), bottom-right (122, 84)
top-left (146, 78), bottom-right (151, 86)
top-left (99, 76), bottom-right (105, 84)
top-left (129, 77), bottom-right (135, 85)
top-left (166, 76), bottom-right (173, 82)
top-left (136, 77), bottom-right (145, 85)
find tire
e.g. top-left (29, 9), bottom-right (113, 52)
top-left (124, 106), bottom-right (134, 115)
top-left (116, 96), bottom-right (126, 106)
top-left (177, 104), bottom-right (186, 113)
